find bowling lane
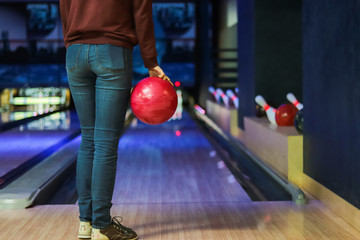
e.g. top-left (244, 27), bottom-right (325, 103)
top-left (112, 110), bottom-right (251, 204)
top-left (0, 110), bottom-right (80, 184)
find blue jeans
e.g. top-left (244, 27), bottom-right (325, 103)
top-left (66, 44), bottom-right (133, 229)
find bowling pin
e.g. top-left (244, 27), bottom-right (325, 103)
top-left (208, 86), bottom-right (220, 103)
top-left (255, 95), bottom-right (277, 125)
top-left (286, 93), bottom-right (303, 110)
top-left (216, 88), bottom-right (229, 107)
top-left (175, 90), bottom-right (183, 120)
top-left (226, 89), bottom-right (239, 109)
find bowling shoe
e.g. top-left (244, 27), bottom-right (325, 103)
top-left (78, 221), bottom-right (92, 239)
top-left (91, 216), bottom-right (138, 240)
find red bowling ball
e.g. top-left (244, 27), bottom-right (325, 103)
top-left (130, 77), bottom-right (178, 125)
top-left (275, 103), bottom-right (299, 126)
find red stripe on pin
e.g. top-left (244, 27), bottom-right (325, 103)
top-left (231, 96), bottom-right (237, 101)
top-left (294, 100), bottom-right (299, 106)
top-left (264, 104), bottom-right (270, 111)
top-left (221, 93), bottom-right (226, 98)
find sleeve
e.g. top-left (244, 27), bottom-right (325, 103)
top-left (133, 0), bottom-right (159, 69)
top-left (59, 0), bottom-right (69, 47)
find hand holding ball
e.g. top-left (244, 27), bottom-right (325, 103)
top-left (130, 77), bottom-right (178, 125)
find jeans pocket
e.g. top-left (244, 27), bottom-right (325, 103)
top-left (96, 44), bottom-right (127, 73)
top-left (66, 44), bottom-right (82, 72)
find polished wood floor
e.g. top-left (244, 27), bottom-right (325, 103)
top-left (1, 115), bottom-right (359, 239)
top-left (112, 119), bottom-right (251, 204)
top-left (0, 111), bottom-right (79, 178)
top-left (1, 201), bottom-right (359, 240)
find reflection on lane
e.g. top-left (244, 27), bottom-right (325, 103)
top-left (0, 106), bottom-right (61, 125)
top-left (20, 111), bottom-right (71, 131)
top-left (0, 110), bottom-right (80, 181)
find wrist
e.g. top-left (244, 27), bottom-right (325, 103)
top-left (144, 56), bottom-right (159, 69)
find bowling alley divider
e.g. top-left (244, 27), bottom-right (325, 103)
top-left (206, 100), bottom-right (360, 232)
top-left (0, 137), bottom-right (80, 210)
top-left (0, 109), bottom-right (135, 210)
top-left (206, 100), bottom-right (299, 180)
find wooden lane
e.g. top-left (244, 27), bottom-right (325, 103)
top-left (1, 200), bottom-right (359, 239)
top-left (112, 114), bottom-right (251, 204)
top-left (2, 111), bottom-right (359, 239)
top-left (0, 111), bottom-right (80, 179)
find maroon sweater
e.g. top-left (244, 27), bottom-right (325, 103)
top-left (59, 0), bottom-right (158, 68)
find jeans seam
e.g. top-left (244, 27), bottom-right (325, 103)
top-left (109, 159), bottom-right (117, 200)
top-left (86, 44), bottom-right (91, 70)
top-left (95, 85), bottom-right (130, 90)
top-left (82, 126), bottom-right (94, 129)
top-left (94, 128), bottom-right (121, 133)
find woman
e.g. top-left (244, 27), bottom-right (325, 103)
top-left (60, 1), bottom-right (170, 239)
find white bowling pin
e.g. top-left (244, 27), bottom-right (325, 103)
top-left (226, 89), bottom-right (239, 109)
top-left (216, 88), bottom-right (229, 107)
top-left (208, 86), bottom-right (220, 103)
top-left (170, 90), bottom-right (183, 121)
top-left (286, 93), bottom-right (303, 110)
top-left (255, 95), bottom-right (277, 125)
top-left (176, 90), bottom-right (183, 119)
top-left (208, 86), bottom-right (215, 95)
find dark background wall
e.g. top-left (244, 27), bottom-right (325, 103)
top-left (196, 0), bottom-right (212, 107)
top-left (254, 0), bottom-right (302, 107)
top-left (303, 0), bottom-right (360, 209)
top-left (236, 0), bottom-right (360, 209)
top-left (237, 0), bottom-right (255, 128)
top-left (237, 0), bottom-right (302, 128)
